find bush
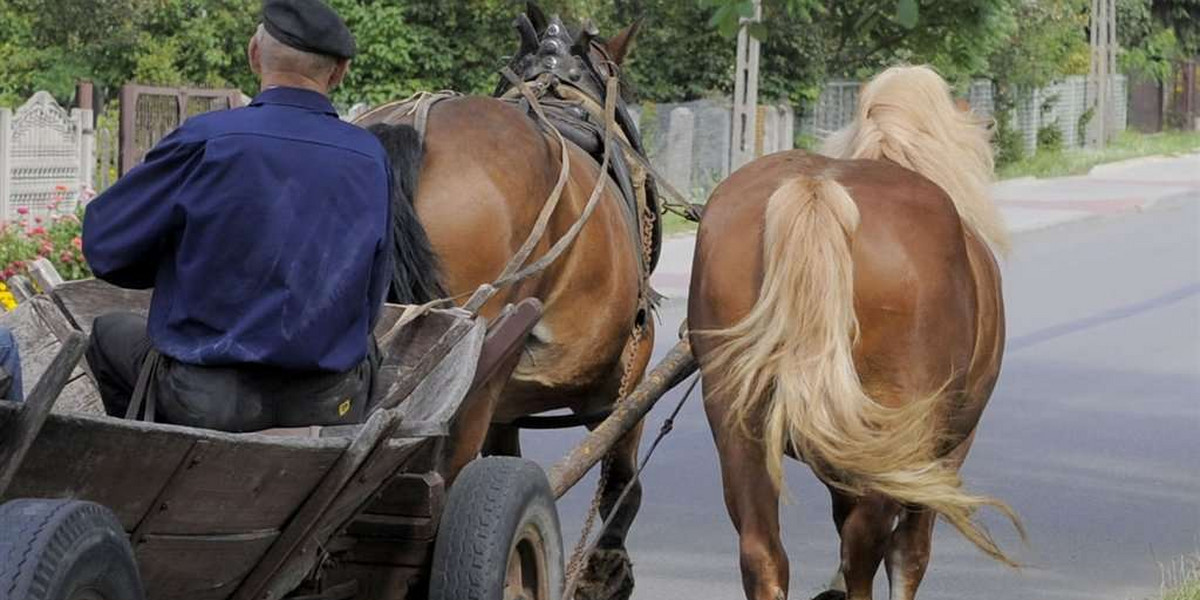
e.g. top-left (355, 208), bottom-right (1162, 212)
top-left (1037, 122), bottom-right (1064, 153)
top-left (993, 110), bottom-right (1025, 167)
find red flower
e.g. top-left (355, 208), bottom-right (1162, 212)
top-left (31, 227), bottom-right (45, 235)
top-left (16, 207), bottom-right (28, 215)
top-left (60, 252), bottom-right (73, 263)
top-left (2, 269), bottom-right (12, 279)
top-left (72, 237), bottom-right (83, 250)
top-left (54, 185), bottom-right (68, 192)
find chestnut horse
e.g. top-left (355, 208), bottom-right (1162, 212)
top-left (688, 66), bottom-right (1022, 600)
top-left (358, 8), bottom-right (653, 597)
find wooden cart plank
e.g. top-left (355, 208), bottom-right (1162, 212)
top-left (50, 278), bottom-right (151, 333)
top-left (131, 436), bottom-right (344, 536)
top-left (0, 331), bottom-right (86, 496)
top-left (230, 409), bottom-right (405, 600)
top-left (365, 472), bottom-right (444, 518)
top-left (254, 436), bottom-right (427, 600)
top-left (0, 407), bottom-right (347, 531)
top-left (136, 531), bottom-right (278, 600)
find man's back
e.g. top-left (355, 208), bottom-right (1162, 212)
top-left (83, 87), bottom-right (393, 372)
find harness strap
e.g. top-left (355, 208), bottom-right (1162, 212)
top-left (465, 70), bottom-right (623, 313)
top-left (126, 349), bottom-right (162, 422)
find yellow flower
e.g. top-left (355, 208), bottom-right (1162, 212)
top-left (0, 282), bottom-right (17, 312)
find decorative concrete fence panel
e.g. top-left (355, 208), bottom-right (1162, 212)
top-left (0, 91), bottom-right (94, 222)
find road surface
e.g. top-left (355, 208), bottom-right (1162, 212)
top-left (521, 156), bottom-right (1199, 599)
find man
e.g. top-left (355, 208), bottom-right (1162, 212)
top-left (82, 0), bottom-right (392, 431)
top-left (0, 326), bottom-right (22, 402)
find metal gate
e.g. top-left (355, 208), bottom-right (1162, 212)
top-left (118, 85), bottom-right (244, 175)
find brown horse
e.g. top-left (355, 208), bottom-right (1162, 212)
top-left (688, 66), bottom-right (1022, 600)
top-left (357, 7), bottom-right (654, 597)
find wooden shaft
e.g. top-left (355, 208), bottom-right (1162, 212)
top-left (548, 339), bottom-right (697, 498)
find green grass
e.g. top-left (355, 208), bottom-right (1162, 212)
top-left (998, 130), bottom-right (1200, 180)
top-left (1161, 554), bottom-right (1200, 600)
top-left (662, 210), bottom-right (699, 236)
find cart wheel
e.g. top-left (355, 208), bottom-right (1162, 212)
top-left (429, 457), bottom-right (563, 600)
top-left (0, 500), bottom-right (144, 600)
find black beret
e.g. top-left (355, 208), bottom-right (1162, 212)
top-left (262, 0), bottom-right (356, 60)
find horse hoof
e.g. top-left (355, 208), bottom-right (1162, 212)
top-left (810, 591), bottom-right (847, 600)
top-left (574, 548), bottom-right (635, 600)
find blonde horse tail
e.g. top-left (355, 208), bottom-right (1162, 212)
top-left (822, 64), bottom-right (1010, 255)
top-left (705, 176), bottom-right (1023, 566)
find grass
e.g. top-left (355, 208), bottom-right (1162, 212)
top-left (662, 211), bottom-right (698, 237)
top-left (1160, 553), bottom-right (1200, 600)
top-left (997, 130), bottom-right (1200, 180)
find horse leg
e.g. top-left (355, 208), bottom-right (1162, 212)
top-left (827, 488), bottom-right (901, 600)
top-left (577, 326), bottom-right (654, 600)
top-left (884, 431), bottom-right (976, 600)
top-left (703, 386), bottom-right (788, 600)
top-left (482, 423), bottom-right (521, 457)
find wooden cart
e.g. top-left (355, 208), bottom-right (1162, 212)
top-left (0, 275), bottom-right (566, 600)
top-left (0, 272), bottom-right (698, 600)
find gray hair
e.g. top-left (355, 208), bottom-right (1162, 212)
top-left (254, 25), bottom-right (338, 78)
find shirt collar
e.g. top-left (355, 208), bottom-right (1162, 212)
top-left (250, 87), bottom-right (338, 116)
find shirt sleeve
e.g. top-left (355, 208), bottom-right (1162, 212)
top-left (82, 127), bottom-right (205, 289)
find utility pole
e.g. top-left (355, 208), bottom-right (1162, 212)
top-left (1087, 0), bottom-right (1118, 148)
top-left (730, 0), bottom-right (762, 171)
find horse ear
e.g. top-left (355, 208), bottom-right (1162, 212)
top-left (605, 19), bottom-right (642, 65)
top-left (526, 1), bottom-right (549, 32)
top-left (514, 13), bottom-right (538, 57)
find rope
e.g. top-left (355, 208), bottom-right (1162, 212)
top-left (561, 372), bottom-right (702, 598)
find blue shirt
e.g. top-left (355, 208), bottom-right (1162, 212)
top-left (83, 87), bottom-right (393, 372)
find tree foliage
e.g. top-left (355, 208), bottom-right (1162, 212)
top-left (0, 0), bottom-right (1192, 112)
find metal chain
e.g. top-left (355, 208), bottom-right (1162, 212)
top-left (563, 325), bottom-right (644, 594)
top-left (562, 371), bottom-right (702, 599)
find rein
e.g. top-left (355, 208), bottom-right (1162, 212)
top-left (362, 67), bottom-right (623, 328)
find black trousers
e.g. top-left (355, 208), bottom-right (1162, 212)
top-left (85, 312), bottom-right (378, 432)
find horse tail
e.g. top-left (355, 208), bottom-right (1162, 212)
top-left (367, 123), bottom-right (446, 304)
top-left (821, 64), bottom-right (1010, 254)
top-left (705, 176), bottom-right (1023, 566)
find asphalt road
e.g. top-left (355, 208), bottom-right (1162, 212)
top-left (521, 193), bottom-right (1199, 600)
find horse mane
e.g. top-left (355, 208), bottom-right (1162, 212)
top-left (821, 65), bottom-right (1010, 254)
top-left (367, 123), bottom-right (446, 304)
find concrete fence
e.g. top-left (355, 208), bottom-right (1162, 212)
top-left (0, 92), bottom-right (94, 222)
top-left (629, 100), bottom-right (794, 200)
top-left (797, 75), bottom-right (1127, 155)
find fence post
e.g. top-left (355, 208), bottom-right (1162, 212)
top-left (0, 109), bottom-right (10, 221)
top-left (75, 108), bottom-right (95, 193)
top-left (665, 107), bottom-right (695, 197)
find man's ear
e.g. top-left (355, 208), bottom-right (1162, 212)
top-left (248, 34), bottom-right (263, 77)
top-left (328, 59), bottom-right (350, 90)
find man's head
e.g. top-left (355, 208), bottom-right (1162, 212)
top-left (249, 0), bottom-right (356, 95)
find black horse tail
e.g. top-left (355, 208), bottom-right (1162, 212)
top-left (368, 123), bottom-right (446, 304)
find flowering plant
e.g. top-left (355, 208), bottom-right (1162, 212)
top-left (0, 186), bottom-right (92, 303)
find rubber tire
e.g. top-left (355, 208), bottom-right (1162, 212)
top-left (0, 500), bottom-right (144, 600)
top-left (429, 457), bottom-right (564, 600)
